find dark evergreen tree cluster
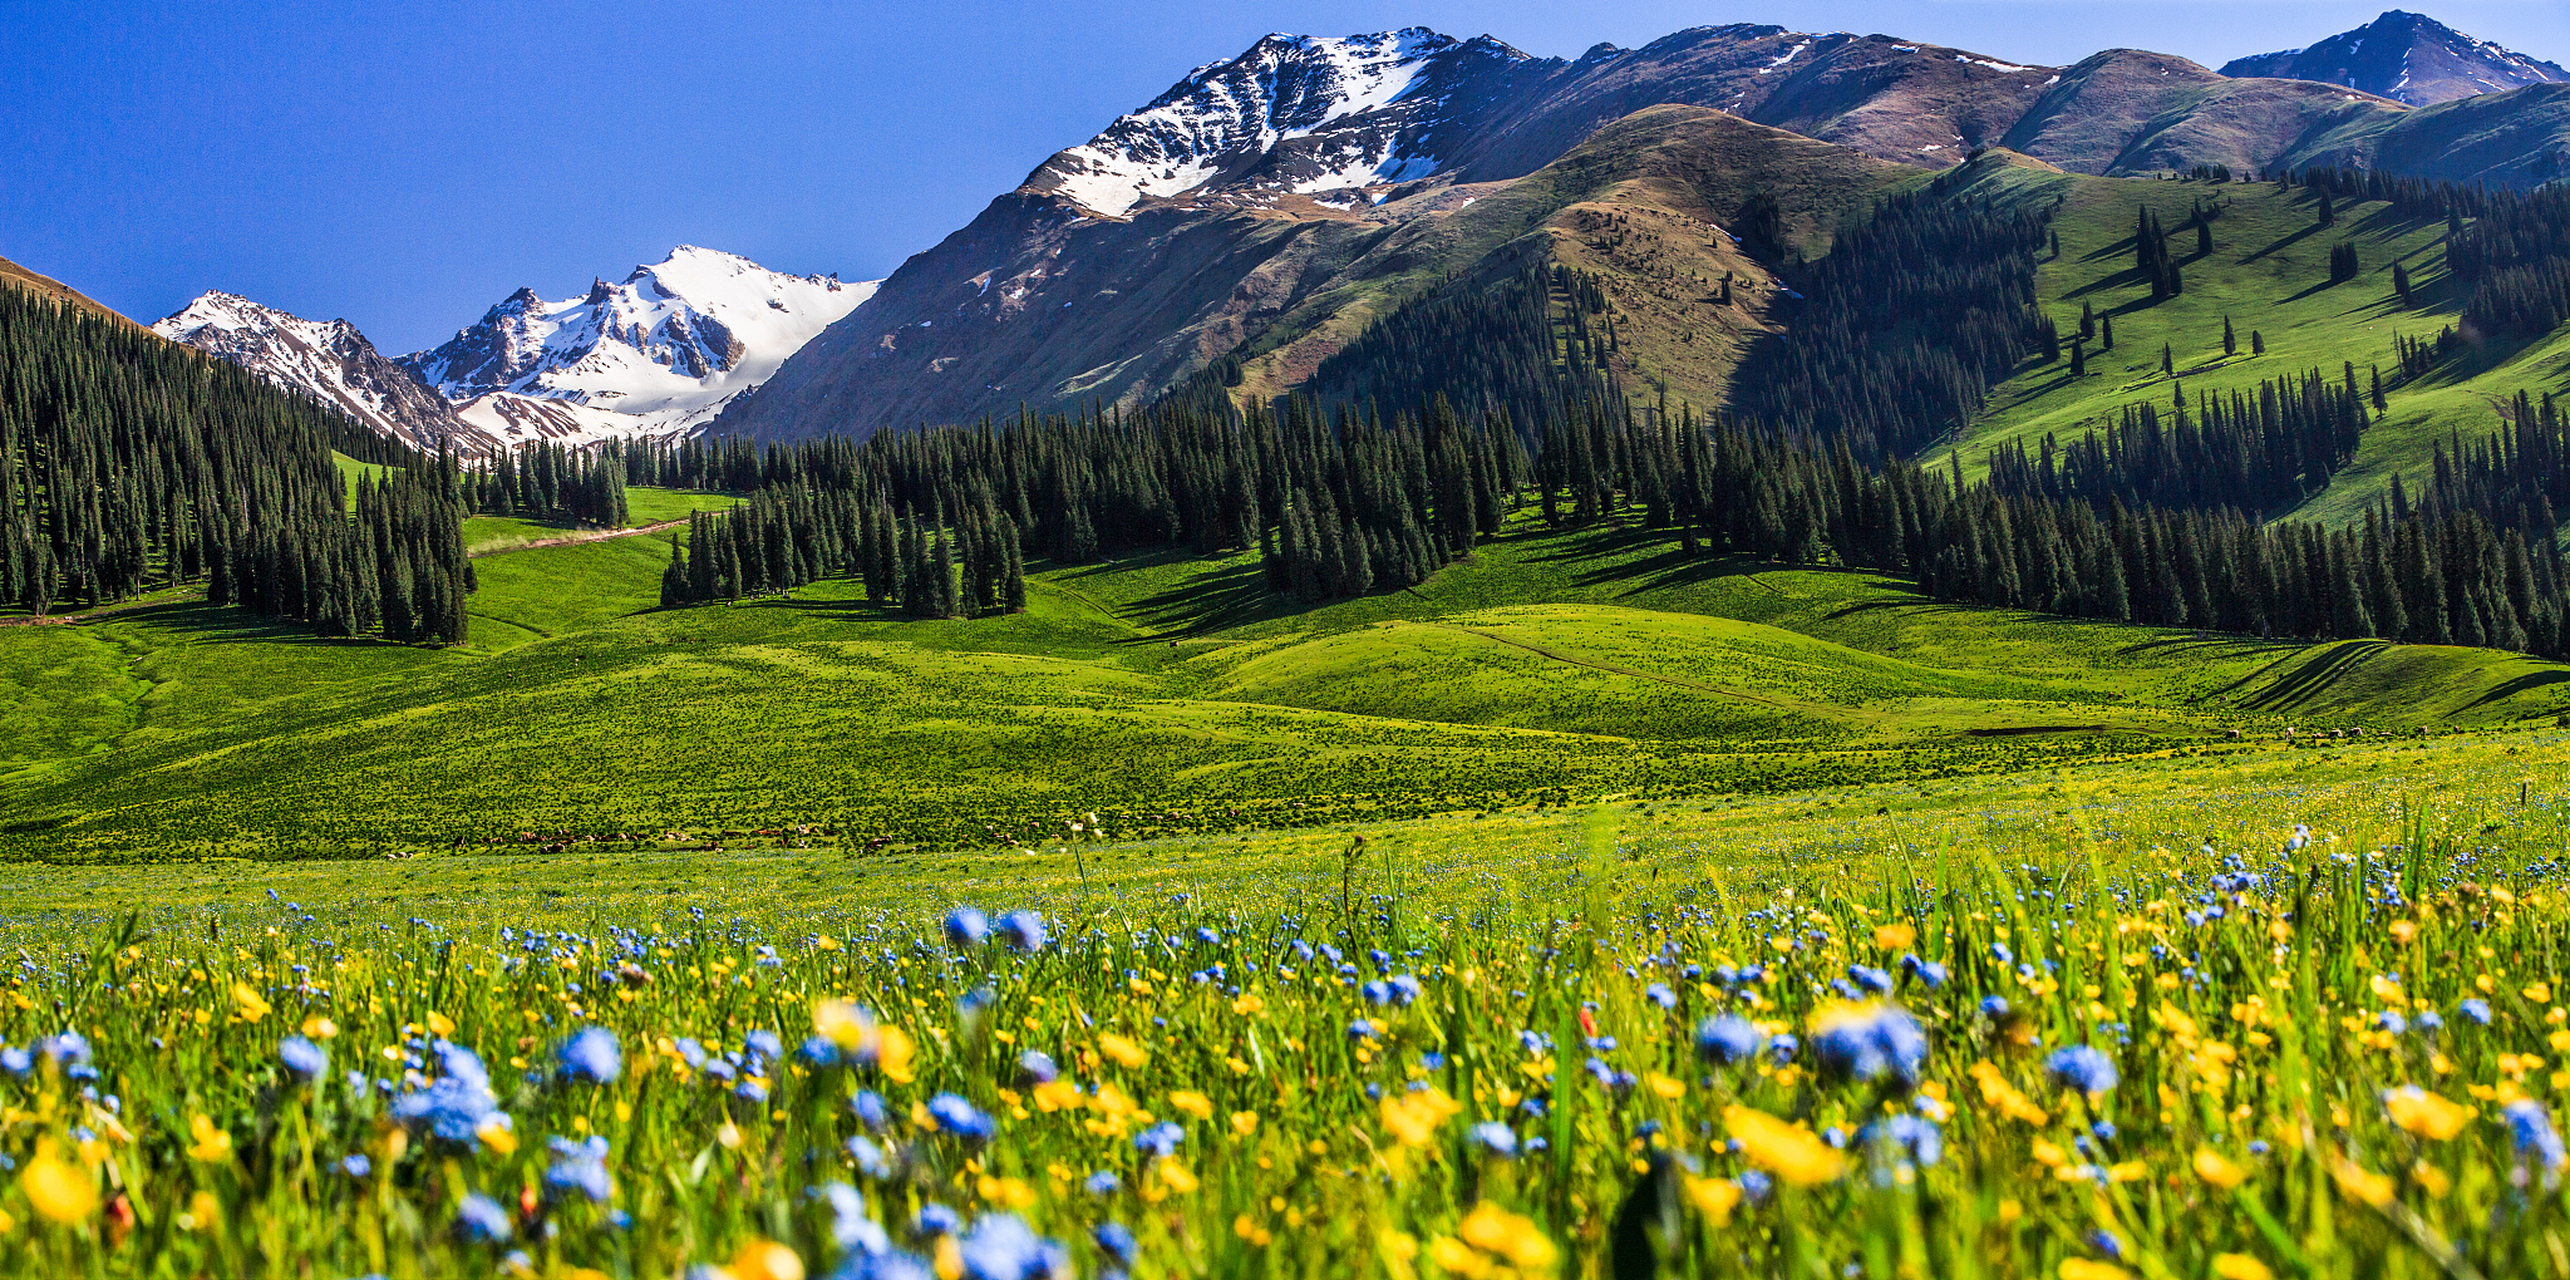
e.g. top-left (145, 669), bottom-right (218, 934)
top-left (466, 441), bottom-right (628, 527)
top-left (1529, 402), bottom-right (2570, 657)
top-left (2399, 390), bottom-right (2570, 545)
top-left (1728, 192), bottom-right (2050, 460)
top-left (1306, 265), bottom-right (1612, 438)
top-left (0, 288), bottom-right (467, 641)
top-left (2329, 241), bottom-right (2362, 286)
top-left (2134, 206), bottom-right (2185, 300)
top-left (1986, 365), bottom-right (2375, 513)
top-left (651, 390), bottom-right (1526, 614)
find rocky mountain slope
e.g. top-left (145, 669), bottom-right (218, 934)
top-left (155, 247), bottom-right (874, 454)
top-left (719, 20), bottom-right (2570, 443)
top-left (150, 293), bottom-right (487, 457)
top-left (401, 246), bottom-right (875, 444)
top-left (2223, 10), bottom-right (2565, 105)
top-left (4, 252), bottom-right (144, 332)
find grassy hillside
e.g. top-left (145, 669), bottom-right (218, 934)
top-left (6, 506), bottom-right (2563, 863)
top-left (1932, 168), bottom-right (2570, 528)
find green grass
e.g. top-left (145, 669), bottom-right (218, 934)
top-left (1933, 172), bottom-right (2570, 529)
top-left (463, 488), bottom-right (740, 555)
top-left (4, 727), bottom-right (2570, 1276)
top-left (6, 508), bottom-right (2565, 864)
top-left (331, 451), bottom-right (399, 505)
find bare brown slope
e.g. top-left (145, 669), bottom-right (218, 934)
top-left (0, 253), bottom-right (145, 332)
top-left (726, 109), bottom-right (1901, 441)
top-left (2002, 49), bottom-right (2407, 175)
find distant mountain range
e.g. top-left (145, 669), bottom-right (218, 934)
top-left (147, 248), bottom-right (875, 457)
top-left (23, 10), bottom-right (2561, 454)
top-left (718, 12), bottom-right (2570, 442)
top-left (2223, 10), bottom-right (2565, 105)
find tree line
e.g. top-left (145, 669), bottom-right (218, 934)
top-left (1985, 364), bottom-right (2376, 514)
top-left (0, 288), bottom-right (468, 641)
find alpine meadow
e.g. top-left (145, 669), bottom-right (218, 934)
top-left (18, 6), bottom-right (2570, 1280)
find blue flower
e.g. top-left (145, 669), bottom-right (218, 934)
top-left (847, 1136), bottom-right (894, 1180)
top-left (744, 1030), bottom-right (784, 1063)
top-left (1978, 995), bottom-right (2011, 1020)
top-left (454, 1193), bottom-right (513, 1243)
top-left (1000, 911), bottom-right (1048, 952)
top-left (852, 1090), bottom-right (890, 1130)
top-left (1694, 1014), bottom-right (1763, 1065)
top-left (944, 908), bottom-right (991, 949)
top-left (392, 1044), bottom-right (507, 1146)
top-left (956, 1213), bottom-right (1069, 1280)
top-left (1083, 1170), bottom-right (1122, 1196)
top-left (820, 1182), bottom-right (891, 1254)
top-left (340, 1153), bottom-right (372, 1178)
top-left (2046, 1045), bottom-right (2120, 1097)
top-left (544, 1135), bottom-right (613, 1203)
top-left (1766, 1033), bottom-right (1799, 1066)
top-left (1347, 1019), bottom-right (1376, 1041)
top-left (925, 1094), bottom-right (995, 1142)
top-left (2460, 999), bottom-right (2493, 1026)
top-left (2506, 1099), bottom-right (2568, 1171)
top-left (1018, 1050), bottom-right (1060, 1084)
top-left (1847, 965), bottom-right (1895, 996)
top-left (1093, 1222), bottom-right (1138, 1267)
top-left (1811, 1004), bottom-right (1927, 1086)
top-left (913, 1203), bottom-right (962, 1238)
top-left (1859, 1113), bottom-right (1943, 1169)
top-left (1469, 1121), bottom-right (1518, 1158)
top-left (279, 1035), bottom-right (327, 1081)
top-left (556, 1027), bottom-right (622, 1084)
top-left (1134, 1121), bottom-right (1185, 1159)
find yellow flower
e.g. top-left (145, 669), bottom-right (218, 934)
top-left (476, 1116), bottom-right (518, 1155)
top-left (1968, 1061), bottom-right (2049, 1126)
top-left (1723, 1105), bottom-right (1847, 1186)
top-left (1647, 1072), bottom-right (1685, 1101)
top-left (229, 982), bottom-right (271, 1024)
top-left (2058, 1262), bottom-right (2132, 1280)
top-left (1684, 1176), bottom-right (1742, 1225)
top-left (1428, 1235), bottom-right (1491, 1279)
top-left (1456, 1201), bottom-right (1560, 1273)
top-left (1380, 1088), bottom-right (1462, 1147)
top-left (187, 1114), bottom-right (234, 1163)
top-left (19, 1141), bottom-right (97, 1223)
top-left (731, 1240), bottom-right (805, 1280)
top-left (1378, 1228), bottom-right (1422, 1280)
top-left (1873, 923), bottom-right (1917, 951)
top-left (2193, 1147), bottom-right (2247, 1189)
top-left (1155, 1157), bottom-right (1199, 1194)
top-left (426, 1010), bottom-right (455, 1038)
top-left (1099, 1033), bottom-right (1148, 1069)
top-left (2384, 1087), bottom-right (2472, 1140)
top-left (1230, 1111), bottom-right (1261, 1137)
top-left (878, 1025), bottom-right (918, 1084)
top-left (1168, 1090), bottom-right (1214, 1120)
top-left (1231, 991), bottom-right (1266, 1018)
top-left (2211, 1255), bottom-right (2275, 1280)
top-left (814, 999), bottom-right (874, 1051)
top-left (1031, 1080), bottom-right (1083, 1113)
top-left (300, 1015), bottom-right (338, 1039)
top-left (2330, 1156), bottom-right (2396, 1208)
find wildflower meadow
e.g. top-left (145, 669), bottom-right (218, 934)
top-left (5, 766), bottom-right (2570, 1280)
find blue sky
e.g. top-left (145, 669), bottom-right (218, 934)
top-left (4, 0), bottom-right (2562, 353)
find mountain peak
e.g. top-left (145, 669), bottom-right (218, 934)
top-left (151, 292), bottom-right (481, 457)
top-left (1019, 27), bottom-right (1533, 216)
top-left (2221, 9), bottom-right (2565, 104)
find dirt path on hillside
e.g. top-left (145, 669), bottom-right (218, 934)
top-left (470, 517), bottom-right (690, 559)
top-left (0, 592), bottom-right (201, 629)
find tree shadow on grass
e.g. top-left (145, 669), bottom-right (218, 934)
top-left (2461, 666), bottom-right (2570, 713)
top-left (2212, 639), bottom-right (2391, 712)
top-left (1120, 561), bottom-right (1292, 639)
top-left (125, 602), bottom-right (414, 650)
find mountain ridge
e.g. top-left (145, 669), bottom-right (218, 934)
top-left (2222, 10), bottom-right (2566, 105)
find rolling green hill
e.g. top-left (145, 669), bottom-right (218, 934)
top-left (1932, 164), bottom-right (2570, 528)
top-left (6, 505), bottom-right (2562, 864)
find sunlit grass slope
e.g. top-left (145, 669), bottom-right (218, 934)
top-left (6, 507), bottom-right (2565, 864)
top-left (1933, 166), bottom-right (2570, 526)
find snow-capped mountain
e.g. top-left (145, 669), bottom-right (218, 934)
top-left (401, 246), bottom-right (876, 444)
top-left (151, 293), bottom-right (487, 457)
top-left (1022, 28), bottom-right (1535, 216)
top-left (2221, 10), bottom-right (2566, 105)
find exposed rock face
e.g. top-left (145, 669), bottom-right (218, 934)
top-left (2223, 10), bottom-right (2566, 106)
